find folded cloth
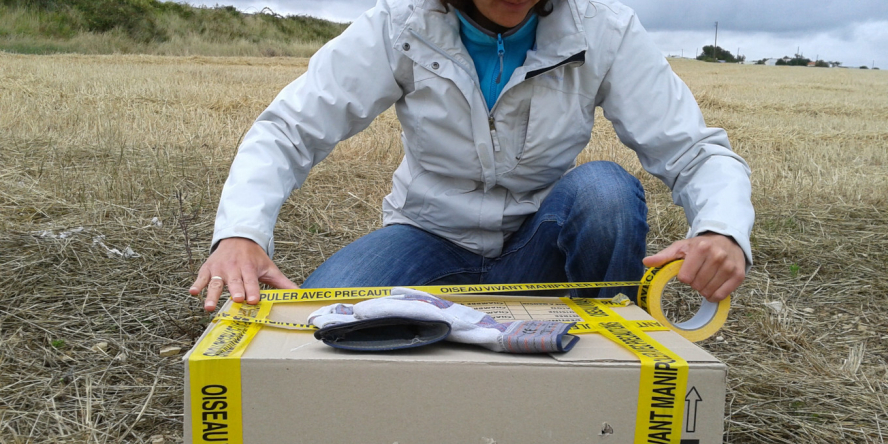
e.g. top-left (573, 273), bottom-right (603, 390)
top-left (309, 287), bottom-right (579, 353)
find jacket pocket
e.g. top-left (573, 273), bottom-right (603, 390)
top-left (402, 170), bottom-right (481, 231)
top-left (502, 84), bottom-right (593, 191)
top-left (402, 64), bottom-right (481, 177)
top-left (490, 85), bottom-right (532, 175)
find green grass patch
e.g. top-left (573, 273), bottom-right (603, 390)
top-left (0, 0), bottom-right (348, 56)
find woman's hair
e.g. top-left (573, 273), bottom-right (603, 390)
top-left (439, 0), bottom-right (554, 17)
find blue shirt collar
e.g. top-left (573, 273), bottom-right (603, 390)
top-left (456, 10), bottom-right (538, 45)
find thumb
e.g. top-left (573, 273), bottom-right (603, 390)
top-left (259, 266), bottom-right (299, 289)
top-left (643, 240), bottom-right (687, 268)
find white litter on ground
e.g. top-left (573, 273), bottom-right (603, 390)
top-left (764, 301), bottom-right (784, 314)
top-left (33, 227), bottom-right (85, 239)
top-left (92, 235), bottom-right (141, 259)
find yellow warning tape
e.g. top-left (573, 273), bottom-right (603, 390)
top-left (257, 282), bottom-right (640, 303)
top-left (565, 298), bottom-right (689, 443)
top-left (188, 301), bottom-right (271, 444)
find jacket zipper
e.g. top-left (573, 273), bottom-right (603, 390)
top-left (490, 34), bottom-right (506, 152)
top-left (495, 34), bottom-right (505, 84)
top-left (489, 116), bottom-right (501, 152)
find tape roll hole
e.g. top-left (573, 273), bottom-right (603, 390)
top-left (658, 278), bottom-right (718, 332)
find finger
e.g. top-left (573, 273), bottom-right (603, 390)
top-left (706, 266), bottom-right (745, 303)
top-left (205, 275), bottom-right (226, 312)
top-left (698, 251), bottom-right (736, 298)
top-left (259, 266), bottom-right (299, 290)
top-left (642, 241), bottom-right (686, 268)
top-left (677, 247), bottom-right (705, 287)
top-left (190, 268), bottom-right (211, 296)
top-left (692, 256), bottom-right (721, 296)
top-left (226, 274), bottom-right (247, 305)
top-left (242, 269), bottom-right (261, 305)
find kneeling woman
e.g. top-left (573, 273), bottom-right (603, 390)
top-left (190, 0), bottom-right (754, 311)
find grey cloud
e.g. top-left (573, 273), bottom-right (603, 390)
top-left (619, 0), bottom-right (888, 34)
top-left (193, 0), bottom-right (888, 32)
top-left (187, 0), bottom-right (886, 66)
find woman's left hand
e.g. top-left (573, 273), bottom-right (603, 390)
top-left (642, 233), bottom-right (746, 302)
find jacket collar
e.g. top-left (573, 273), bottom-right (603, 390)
top-left (394, 0), bottom-right (588, 75)
top-left (456, 9), bottom-right (537, 41)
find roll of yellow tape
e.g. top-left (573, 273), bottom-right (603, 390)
top-left (637, 260), bottom-right (730, 342)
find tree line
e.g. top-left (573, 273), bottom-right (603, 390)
top-left (696, 45), bottom-right (745, 63)
top-left (696, 45), bottom-right (878, 70)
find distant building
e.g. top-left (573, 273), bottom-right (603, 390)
top-left (764, 58), bottom-right (780, 66)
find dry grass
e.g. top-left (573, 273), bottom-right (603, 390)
top-left (1, 53), bottom-right (886, 443)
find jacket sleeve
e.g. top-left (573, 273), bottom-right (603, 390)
top-left (596, 13), bottom-right (755, 266)
top-left (211, 3), bottom-right (404, 257)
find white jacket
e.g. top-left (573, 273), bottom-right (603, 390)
top-left (213, 0), bottom-right (754, 264)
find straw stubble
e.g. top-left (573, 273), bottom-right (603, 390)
top-left (0, 53), bottom-right (886, 442)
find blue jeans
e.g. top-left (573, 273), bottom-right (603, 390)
top-left (303, 161), bottom-right (648, 299)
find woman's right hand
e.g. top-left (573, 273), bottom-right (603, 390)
top-left (189, 237), bottom-right (298, 312)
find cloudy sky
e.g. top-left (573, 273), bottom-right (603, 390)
top-left (187, 0), bottom-right (887, 68)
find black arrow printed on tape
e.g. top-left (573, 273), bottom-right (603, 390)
top-left (685, 386), bottom-right (702, 433)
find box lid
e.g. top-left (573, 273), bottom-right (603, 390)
top-left (231, 295), bottom-right (722, 366)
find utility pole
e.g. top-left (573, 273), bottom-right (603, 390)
top-left (714, 22), bottom-right (719, 60)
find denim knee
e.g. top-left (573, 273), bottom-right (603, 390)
top-left (561, 161), bottom-right (647, 221)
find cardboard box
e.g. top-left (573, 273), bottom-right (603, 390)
top-left (185, 295), bottom-right (726, 443)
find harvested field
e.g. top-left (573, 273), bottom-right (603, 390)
top-left (1, 53), bottom-right (887, 443)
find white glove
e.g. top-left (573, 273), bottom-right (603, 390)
top-left (309, 288), bottom-right (578, 353)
